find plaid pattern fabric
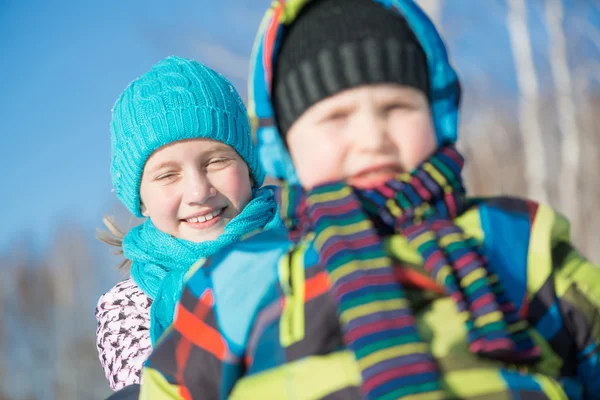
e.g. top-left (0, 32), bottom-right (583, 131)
top-left (140, 192), bottom-right (600, 399)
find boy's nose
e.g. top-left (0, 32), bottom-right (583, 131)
top-left (352, 110), bottom-right (393, 153)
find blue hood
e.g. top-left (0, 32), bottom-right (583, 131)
top-left (248, 0), bottom-right (461, 183)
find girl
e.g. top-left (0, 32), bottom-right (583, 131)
top-left (95, 56), bottom-right (280, 392)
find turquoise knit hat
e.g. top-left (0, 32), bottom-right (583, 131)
top-left (111, 56), bottom-right (264, 217)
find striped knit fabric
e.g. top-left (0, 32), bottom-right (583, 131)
top-left (357, 147), bottom-right (541, 364)
top-left (302, 183), bottom-right (443, 399)
top-left (280, 147), bottom-right (540, 399)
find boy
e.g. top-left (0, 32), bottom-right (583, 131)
top-left (141, 1), bottom-right (600, 399)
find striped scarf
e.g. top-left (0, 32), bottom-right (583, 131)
top-left (279, 146), bottom-right (540, 399)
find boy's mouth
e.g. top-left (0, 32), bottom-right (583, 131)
top-left (181, 207), bottom-right (225, 229)
top-left (348, 165), bottom-right (404, 189)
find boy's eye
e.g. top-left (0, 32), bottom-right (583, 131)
top-left (321, 107), bottom-right (353, 123)
top-left (325, 111), bottom-right (349, 121)
top-left (382, 102), bottom-right (409, 112)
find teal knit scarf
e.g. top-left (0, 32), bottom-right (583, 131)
top-left (123, 186), bottom-right (282, 344)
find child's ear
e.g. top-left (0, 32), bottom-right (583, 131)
top-left (140, 202), bottom-right (149, 217)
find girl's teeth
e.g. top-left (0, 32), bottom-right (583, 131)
top-left (187, 209), bottom-right (222, 223)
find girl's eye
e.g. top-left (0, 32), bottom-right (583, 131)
top-left (207, 158), bottom-right (231, 168)
top-left (156, 173), bottom-right (176, 181)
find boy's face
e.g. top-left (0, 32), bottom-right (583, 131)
top-left (139, 138), bottom-right (253, 243)
top-left (286, 84), bottom-right (436, 190)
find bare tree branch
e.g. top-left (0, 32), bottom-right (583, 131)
top-left (506, 0), bottom-right (549, 203)
top-left (545, 0), bottom-right (581, 230)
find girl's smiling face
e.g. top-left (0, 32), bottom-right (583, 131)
top-left (139, 138), bottom-right (253, 243)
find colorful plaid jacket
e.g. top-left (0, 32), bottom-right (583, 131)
top-left (140, 197), bottom-right (600, 399)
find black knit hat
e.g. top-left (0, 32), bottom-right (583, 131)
top-left (272, 0), bottom-right (430, 135)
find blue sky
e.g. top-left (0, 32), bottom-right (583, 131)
top-left (1, 0), bottom-right (598, 254)
top-left (0, 0), bottom-right (269, 254)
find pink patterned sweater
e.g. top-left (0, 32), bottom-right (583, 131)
top-left (95, 278), bottom-right (153, 391)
